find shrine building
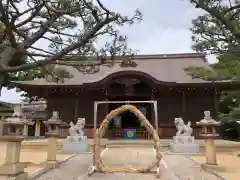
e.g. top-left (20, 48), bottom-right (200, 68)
top-left (12, 53), bottom-right (238, 139)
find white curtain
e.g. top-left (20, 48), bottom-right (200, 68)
top-left (139, 107), bottom-right (146, 126)
top-left (114, 116), bottom-right (122, 128)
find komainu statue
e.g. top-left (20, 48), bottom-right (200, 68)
top-left (170, 117), bottom-right (199, 153)
top-left (63, 117), bottom-right (90, 154)
top-left (68, 118), bottom-right (86, 140)
top-left (174, 117), bottom-right (193, 136)
top-left (69, 121), bottom-right (79, 136)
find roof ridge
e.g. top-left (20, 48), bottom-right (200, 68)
top-left (58, 53), bottom-right (206, 65)
top-left (132, 53), bottom-right (205, 60)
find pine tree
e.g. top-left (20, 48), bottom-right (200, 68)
top-left (0, 0), bottom-right (142, 91)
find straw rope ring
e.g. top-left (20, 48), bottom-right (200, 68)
top-left (94, 104), bottom-right (162, 173)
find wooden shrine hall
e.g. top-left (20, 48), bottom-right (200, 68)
top-left (12, 53), bottom-right (239, 139)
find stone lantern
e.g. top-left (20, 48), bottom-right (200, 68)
top-left (5, 104), bottom-right (34, 136)
top-left (43, 111), bottom-right (63, 169)
top-left (0, 104), bottom-right (33, 180)
top-left (44, 111), bottom-right (63, 136)
top-left (197, 111), bottom-right (220, 166)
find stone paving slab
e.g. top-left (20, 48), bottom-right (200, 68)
top-left (22, 139), bottom-right (240, 148)
top-left (32, 155), bottom-right (177, 180)
top-left (83, 171), bottom-right (178, 180)
top-left (32, 154), bottom-right (92, 180)
top-left (163, 154), bottom-right (225, 180)
top-left (32, 147), bottom-right (223, 180)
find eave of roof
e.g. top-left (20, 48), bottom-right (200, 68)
top-left (11, 53), bottom-right (229, 87)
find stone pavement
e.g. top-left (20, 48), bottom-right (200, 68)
top-left (163, 154), bottom-right (224, 180)
top-left (32, 148), bottom-right (224, 180)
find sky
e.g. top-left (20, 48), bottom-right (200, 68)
top-left (0, 0), bottom-right (214, 103)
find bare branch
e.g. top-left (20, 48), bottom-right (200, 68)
top-left (0, 16), bottom-right (118, 73)
top-left (15, 4), bottom-right (44, 28)
top-left (0, 0), bottom-right (142, 88)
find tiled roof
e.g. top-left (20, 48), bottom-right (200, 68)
top-left (12, 53), bottom-right (212, 86)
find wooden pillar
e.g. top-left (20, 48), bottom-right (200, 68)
top-left (151, 90), bottom-right (158, 139)
top-left (104, 96), bottom-right (109, 123)
top-left (213, 88), bottom-right (219, 120)
top-left (23, 124), bottom-right (28, 136)
top-left (151, 91), bottom-right (155, 124)
top-left (0, 116), bottom-right (4, 136)
top-left (35, 120), bottom-right (41, 136)
top-left (181, 90), bottom-right (186, 118)
top-left (98, 90), bottom-right (108, 126)
top-left (74, 96), bottom-right (79, 122)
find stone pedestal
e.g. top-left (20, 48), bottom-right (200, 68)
top-left (169, 136), bottom-right (200, 153)
top-left (62, 136), bottom-right (91, 154)
top-left (0, 136), bottom-right (27, 180)
top-left (205, 138), bottom-right (217, 165)
top-left (44, 111), bottom-right (63, 169)
top-left (45, 134), bottom-right (60, 169)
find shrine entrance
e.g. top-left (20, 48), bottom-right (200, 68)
top-left (107, 97), bottom-right (152, 139)
top-left (120, 110), bottom-right (139, 128)
top-left (109, 101), bottom-right (141, 129)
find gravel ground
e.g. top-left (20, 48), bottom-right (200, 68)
top-left (32, 148), bottom-right (222, 180)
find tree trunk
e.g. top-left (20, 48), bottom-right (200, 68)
top-left (0, 74), bottom-right (5, 95)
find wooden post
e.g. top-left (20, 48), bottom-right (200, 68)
top-left (74, 97), bottom-right (79, 123)
top-left (154, 101), bottom-right (158, 136)
top-left (93, 102), bottom-right (98, 167)
top-left (151, 91), bottom-right (155, 125)
top-left (181, 90), bottom-right (186, 118)
top-left (23, 124), bottom-right (28, 136)
top-left (213, 88), bottom-right (219, 120)
top-left (35, 120), bottom-right (41, 136)
top-left (0, 116), bottom-right (4, 136)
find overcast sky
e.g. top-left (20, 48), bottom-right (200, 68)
top-left (0, 0), bottom-right (214, 103)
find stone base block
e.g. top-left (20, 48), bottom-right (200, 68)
top-left (0, 163), bottom-right (25, 175)
top-left (169, 143), bottom-right (200, 153)
top-left (0, 172), bottom-right (27, 180)
top-left (201, 163), bottom-right (226, 172)
top-left (173, 136), bottom-right (195, 144)
top-left (62, 136), bottom-right (91, 154)
top-left (45, 161), bottom-right (60, 169)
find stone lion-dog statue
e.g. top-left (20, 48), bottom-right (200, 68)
top-left (174, 117), bottom-right (193, 136)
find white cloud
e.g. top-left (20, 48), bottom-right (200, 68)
top-left (1, 0), bottom-right (216, 102)
top-left (0, 87), bottom-right (23, 103)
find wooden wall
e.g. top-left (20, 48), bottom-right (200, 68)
top-left (46, 86), bottom-right (218, 139)
top-left (46, 90), bottom-right (108, 125)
